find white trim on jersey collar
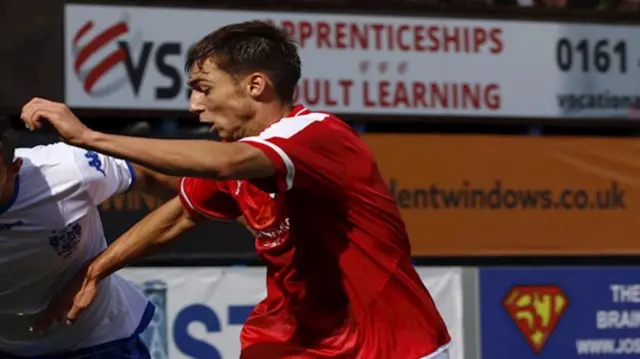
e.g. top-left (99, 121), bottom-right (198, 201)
top-left (292, 106), bottom-right (308, 117)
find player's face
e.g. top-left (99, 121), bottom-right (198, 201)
top-left (188, 59), bottom-right (258, 141)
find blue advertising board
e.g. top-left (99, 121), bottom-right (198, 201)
top-left (480, 267), bottom-right (640, 359)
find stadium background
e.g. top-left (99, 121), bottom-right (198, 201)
top-left (2, 0), bottom-right (640, 357)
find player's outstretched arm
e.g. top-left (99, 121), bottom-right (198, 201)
top-left (21, 98), bottom-right (275, 180)
top-left (32, 196), bottom-right (198, 332)
top-left (82, 133), bottom-right (274, 180)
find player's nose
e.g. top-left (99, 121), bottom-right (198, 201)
top-left (188, 91), bottom-right (206, 114)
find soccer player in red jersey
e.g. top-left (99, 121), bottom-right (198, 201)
top-left (22, 21), bottom-right (451, 359)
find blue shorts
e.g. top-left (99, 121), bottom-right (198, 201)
top-left (0, 335), bottom-right (151, 359)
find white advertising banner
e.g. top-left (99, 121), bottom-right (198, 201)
top-left (118, 266), bottom-right (464, 359)
top-left (64, 5), bottom-right (640, 118)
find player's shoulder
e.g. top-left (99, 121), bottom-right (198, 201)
top-left (12, 143), bottom-right (86, 206)
top-left (16, 142), bottom-right (75, 165)
top-left (259, 106), bottom-right (353, 140)
top-left (16, 142), bottom-right (102, 184)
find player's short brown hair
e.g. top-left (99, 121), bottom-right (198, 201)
top-left (185, 21), bottom-right (301, 104)
top-left (0, 118), bottom-right (16, 165)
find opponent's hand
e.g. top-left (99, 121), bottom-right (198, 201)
top-left (20, 98), bottom-right (92, 145)
top-left (31, 265), bottom-right (100, 334)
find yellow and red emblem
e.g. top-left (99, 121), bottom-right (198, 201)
top-left (502, 285), bottom-right (568, 353)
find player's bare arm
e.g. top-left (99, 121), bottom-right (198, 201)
top-left (89, 196), bottom-right (198, 281)
top-left (83, 133), bottom-right (274, 179)
top-left (86, 196), bottom-right (250, 276)
top-left (21, 98), bottom-right (274, 180)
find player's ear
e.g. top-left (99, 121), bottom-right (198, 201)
top-left (245, 72), bottom-right (268, 99)
top-left (9, 158), bottom-right (22, 178)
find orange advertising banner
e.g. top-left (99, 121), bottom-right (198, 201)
top-left (361, 134), bottom-right (639, 256)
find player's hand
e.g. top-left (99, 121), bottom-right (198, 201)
top-left (31, 264), bottom-right (100, 334)
top-left (20, 98), bottom-right (93, 145)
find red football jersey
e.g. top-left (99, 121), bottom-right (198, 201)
top-left (179, 105), bottom-right (450, 359)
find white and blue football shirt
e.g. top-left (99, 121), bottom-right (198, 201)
top-left (0, 142), bottom-right (153, 356)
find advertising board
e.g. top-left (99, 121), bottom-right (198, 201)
top-left (362, 134), bottom-right (637, 256)
top-left (65, 4), bottom-right (640, 118)
top-left (480, 267), bottom-right (640, 358)
top-left (120, 266), bottom-right (464, 359)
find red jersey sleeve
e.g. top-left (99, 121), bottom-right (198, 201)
top-left (239, 112), bottom-right (353, 193)
top-left (178, 177), bottom-right (241, 220)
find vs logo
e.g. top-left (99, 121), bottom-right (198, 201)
top-left (71, 15), bottom-right (190, 100)
top-left (502, 285), bottom-right (568, 354)
top-left (49, 222), bottom-right (83, 258)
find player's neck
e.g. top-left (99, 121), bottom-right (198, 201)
top-left (243, 102), bottom-right (293, 137)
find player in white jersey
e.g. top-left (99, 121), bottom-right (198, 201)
top-left (0, 123), bottom-right (178, 358)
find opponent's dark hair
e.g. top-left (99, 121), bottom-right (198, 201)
top-left (0, 118), bottom-right (16, 165)
top-left (185, 21), bottom-right (301, 103)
